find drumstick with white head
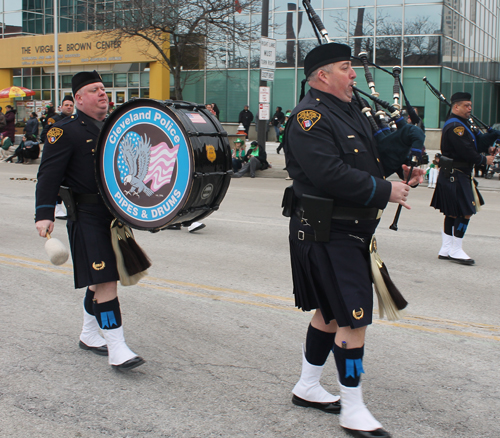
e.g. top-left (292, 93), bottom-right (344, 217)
top-left (45, 231), bottom-right (69, 266)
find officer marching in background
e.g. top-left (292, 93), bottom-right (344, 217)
top-left (39, 95), bottom-right (76, 219)
top-left (282, 43), bottom-right (424, 438)
top-left (430, 92), bottom-right (494, 265)
top-left (40, 95), bottom-right (75, 144)
top-left (35, 71), bottom-right (145, 371)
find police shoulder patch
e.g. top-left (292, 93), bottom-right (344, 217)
top-left (48, 118), bottom-right (56, 125)
top-left (453, 126), bottom-right (465, 136)
top-left (297, 110), bottom-right (321, 131)
top-left (47, 127), bottom-right (64, 144)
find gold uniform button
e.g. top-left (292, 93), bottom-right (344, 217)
top-left (354, 149), bottom-right (359, 153)
top-left (91, 149), bottom-right (95, 153)
top-left (377, 158), bottom-right (380, 162)
top-left (316, 98), bottom-right (320, 101)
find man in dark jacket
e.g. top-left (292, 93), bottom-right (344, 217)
top-left (238, 105), bottom-right (254, 135)
top-left (24, 112), bottom-right (39, 139)
top-left (270, 106), bottom-right (285, 141)
top-left (283, 43), bottom-right (423, 438)
top-left (35, 71), bottom-right (144, 371)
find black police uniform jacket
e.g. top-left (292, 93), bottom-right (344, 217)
top-left (430, 113), bottom-right (485, 216)
top-left (35, 109), bottom-right (119, 288)
top-left (284, 87), bottom-right (393, 328)
top-left (40, 112), bottom-right (70, 143)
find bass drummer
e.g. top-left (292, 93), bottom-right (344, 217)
top-left (34, 70), bottom-right (145, 371)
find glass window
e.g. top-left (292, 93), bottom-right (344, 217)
top-left (128, 73), bottom-right (139, 87)
top-left (140, 89), bottom-right (150, 98)
top-left (375, 37), bottom-right (401, 65)
top-left (42, 90), bottom-right (52, 100)
top-left (322, 9), bottom-right (348, 39)
top-left (140, 72), bottom-right (149, 88)
top-left (114, 73), bottom-right (127, 87)
top-left (272, 69), bottom-right (296, 116)
top-left (276, 40), bottom-right (296, 68)
top-left (349, 38), bottom-right (374, 64)
top-left (13, 77), bottom-right (22, 87)
top-left (32, 76), bottom-right (41, 89)
top-left (403, 36), bottom-right (441, 65)
top-left (101, 74), bottom-right (113, 88)
top-left (349, 7), bottom-right (374, 37)
top-left (297, 40), bottom-right (322, 67)
top-left (129, 89), bottom-right (139, 100)
top-left (42, 75), bottom-right (53, 88)
top-left (61, 75), bottom-right (72, 88)
top-left (404, 5), bottom-right (442, 35)
top-left (273, 11), bottom-right (297, 40)
top-left (376, 7), bottom-right (402, 36)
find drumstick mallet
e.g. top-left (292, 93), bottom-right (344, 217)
top-left (45, 231), bottom-right (69, 265)
top-left (389, 155), bottom-right (419, 231)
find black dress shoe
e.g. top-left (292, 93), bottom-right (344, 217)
top-left (342, 427), bottom-right (391, 438)
top-left (112, 356), bottom-right (145, 371)
top-left (79, 340), bottom-right (108, 356)
top-left (449, 256), bottom-right (475, 265)
top-left (292, 394), bottom-right (341, 414)
top-left (166, 223), bottom-right (182, 230)
top-left (438, 255), bottom-right (450, 260)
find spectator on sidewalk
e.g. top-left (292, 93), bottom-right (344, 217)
top-left (24, 112), bottom-right (39, 139)
top-left (2, 105), bottom-right (16, 143)
top-left (270, 106), bottom-right (285, 142)
top-left (232, 141), bottom-right (270, 178)
top-left (238, 105), bottom-right (254, 135)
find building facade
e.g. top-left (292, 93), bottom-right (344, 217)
top-left (1, 0), bottom-right (499, 130)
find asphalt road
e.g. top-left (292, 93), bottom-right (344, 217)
top-left (1, 161), bottom-right (499, 438)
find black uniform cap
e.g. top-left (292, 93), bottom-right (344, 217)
top-left (72, 70), bottom-right (103, 95)
top-left (62, 95), bottom-right (74, 103)
top-left (450, 92), bottom-right (471, 104)
top-left (304, 43), bottom-right (351, 78)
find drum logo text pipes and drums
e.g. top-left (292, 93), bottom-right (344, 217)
top-left (100, 105), bottom-right (193, 228)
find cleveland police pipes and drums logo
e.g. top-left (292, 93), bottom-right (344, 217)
top-left (99, 103), bottom-right (192, 229)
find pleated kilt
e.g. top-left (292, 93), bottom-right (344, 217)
top-left (288, 214), bottom-right (379, 329)
top-left (66, 204), bottom-right (119, 289)
top-left (430, 169), bottom-right (484, 217)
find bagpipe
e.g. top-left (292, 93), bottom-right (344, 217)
top-left (423, 77), bottom-right (500, 154)
top-left (301, 0), bottom-right (425, 232)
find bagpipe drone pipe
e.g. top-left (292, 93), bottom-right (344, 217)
top-left (423, 77), bottom-right (500, 154)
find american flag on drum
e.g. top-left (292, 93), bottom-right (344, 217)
top-left (143, 143), bottom-right (180, 191)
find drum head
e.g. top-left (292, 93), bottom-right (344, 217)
top-left (96, 99), bottom-right (195, 230)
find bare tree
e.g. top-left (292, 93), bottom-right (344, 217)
top-left (86, 0), bottom-right (261, 100)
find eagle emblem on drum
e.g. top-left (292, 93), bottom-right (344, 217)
top-left (118, 131), bottom-right (180, 198)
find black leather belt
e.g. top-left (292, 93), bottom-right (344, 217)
top-left (453, 161), bottom-right (474, 168)
top-left (294, 206), bottom-right (381, 221)
top-left (74, 193), bottom-right (103, 204)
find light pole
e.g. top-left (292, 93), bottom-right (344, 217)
top-left (257, 0), bottom-right (269, 151)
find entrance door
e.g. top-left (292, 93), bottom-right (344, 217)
top-left (114, 90), bottom-right (126, 106)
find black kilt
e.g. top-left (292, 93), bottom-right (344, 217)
top-left (66, 204), bottom-right (119, 289)
top-left (289, 215), bottom-right (379, 329)
top-left (430, 170), bottom-right (484, 217)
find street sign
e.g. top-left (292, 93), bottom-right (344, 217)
top-left (260, 70), bottom-right (275, 82)
top-left (259, 103), bottom-right (270, 120)
top-left (259, 86), bottom-right (271, 103)
top-left (260, 37), bottom-right (276, 70)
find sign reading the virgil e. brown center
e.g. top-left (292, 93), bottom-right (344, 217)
top-left (0, 31), bottom-right (159, 69)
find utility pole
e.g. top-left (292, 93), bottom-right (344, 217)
top-left (257, 0), bottom-right (269, 151)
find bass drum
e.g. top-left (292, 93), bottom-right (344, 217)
top-left (96, 99), bottom-right (232, 231)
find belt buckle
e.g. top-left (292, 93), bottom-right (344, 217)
top-left (298, 230), bottom-right (305, 241)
